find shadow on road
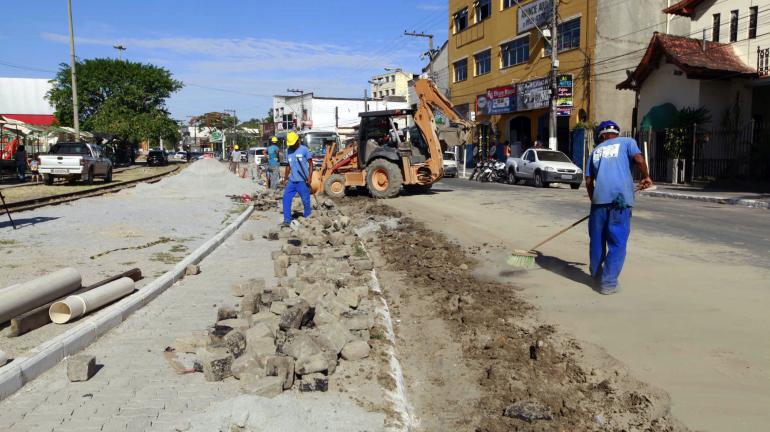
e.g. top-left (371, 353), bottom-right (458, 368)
top-left (0, 216), bottom-right (60, 230)
top-left (534, 252), bottom-right (595, 290)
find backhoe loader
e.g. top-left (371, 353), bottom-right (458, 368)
top-left (310, 79), bottom-right (472, 199)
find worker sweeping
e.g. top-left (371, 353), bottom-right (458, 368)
top-left (586, 121), bottom-right (652, 294)
top-left (281, 131), bottom-right (313, 228)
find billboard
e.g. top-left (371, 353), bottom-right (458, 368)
top-left (516, 77), bottom-right (550, 111)
top-left (556, 74), bottom-right (573, 117)
top-left (476, 85), bottom-right (517, 116)
top-left (517, 0), bottom-right (553, 33)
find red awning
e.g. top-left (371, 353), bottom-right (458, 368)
top-left (1, 114), bottom-right (56, 125)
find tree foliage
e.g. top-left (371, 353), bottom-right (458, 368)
top-left (47, 58), bottom-right (183, 144)
top-left (664, 107), bottom-right (711, 158)
top-left (190, 112), bottom-right (236, 130)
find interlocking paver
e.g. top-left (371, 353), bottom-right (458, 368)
top-left (0, 217), bottom-right (277, 431)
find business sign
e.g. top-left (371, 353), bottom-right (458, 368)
top-left (516, 77), bottom-right (550, 111)
top-left (556, 107), bottom-right (572, 117)
top-left (517, 0), bottom-right (553, 33)
top-left (556, 74), bottom-right (573, 116)
top-left (476, 85), bottom-right (517, 116)
top-left (209, 130), bottom-right (223, 142)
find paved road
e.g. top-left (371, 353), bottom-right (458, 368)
top-left (390, 177), bottom-right (770, 432)
top-left (440, 178), bottom-right (770, 267)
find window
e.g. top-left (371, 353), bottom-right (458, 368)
top-left (454, 58), bottom-right (468, 82)
top-left (391, 75), bottom-right (395, 81)
top-left (730, 10), bottom-right (738, 42)
top-left (749, 6), bottom-right (758, 39)
top-left (454, 8), bottom-right (468, 33)
top-left (545, 18), bottom-right (581, 54)
top-left (475, 0), bottom-right (491, 22)
top-left (475, 50), bottom-right (491, 76)
top-left (282, 114), bottom-right (294, 131)
top-left (501, 36), bottom-right (529, 67)
top-left (503, 0), bottom-right (516, 9)
top-left (712, 13), bottom-right (720, 42)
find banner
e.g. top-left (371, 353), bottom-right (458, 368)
top-left (476, 85), bottom-right (517, 116)
top-left (518, 0), bottom-right (553, 33)
top-left (516, 77), bottom-right (550, 111)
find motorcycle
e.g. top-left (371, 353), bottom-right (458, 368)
top-left (477, 160), bottom-right (506, 183)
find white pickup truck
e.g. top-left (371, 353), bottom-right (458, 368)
top-left (505, 148), bottom-right (583, 189)
top-left (39, 142), bottom-right (113, 185)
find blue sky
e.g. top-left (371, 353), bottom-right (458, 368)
top-left (1, 0), bottom-right (448, 121)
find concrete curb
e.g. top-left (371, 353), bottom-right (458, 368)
top-left (642, 191), bottom-right (770, 209)
top-left (0, 205), bottom-right (255, 400)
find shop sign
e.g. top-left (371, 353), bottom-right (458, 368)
top-left (476, 85), bottom-right (517, 116)
top-left (556, 107), bottom-right (572, 117)
top-left (518, 0), bottom-right (553, 33)
top-left (516, 77), bottom-right (550, 111)
top-left (557, 74), bottom-right (573, 107)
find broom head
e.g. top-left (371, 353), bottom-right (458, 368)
top-left (506, 249), bottom-right (537, 268)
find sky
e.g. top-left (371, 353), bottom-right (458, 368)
top-left (1, 0), bottom-right (448, 122)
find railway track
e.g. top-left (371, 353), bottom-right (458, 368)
top-left (3, 165), bottom-right (181, 214)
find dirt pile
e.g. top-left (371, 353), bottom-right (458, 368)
top-left (345, 200), bottom-right (688, 432)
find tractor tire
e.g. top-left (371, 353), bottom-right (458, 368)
top-left (403, 183), bottom-right (433, 194)
top-left (324, 174), bottom-right (347, 199)
top-left (366, 159), bottom-right (402, 199)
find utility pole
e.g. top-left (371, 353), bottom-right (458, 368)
top-left (404, 31), bottom-right (434, 78)
top-left (113, 44), bottom-right (126, 60)
top-left (67, 0), bottom-right (80, 141)
top-left (548, 0), bottom-right (559, 151)
top-left (287, 89), bottom-right (305, 130)
top-left (364, 89), bottom-right (369, 112)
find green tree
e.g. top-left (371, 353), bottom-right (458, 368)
top-left (47, 58), bottom-right (183, 145)
top-left (190, 112), bottom-right (236, 130)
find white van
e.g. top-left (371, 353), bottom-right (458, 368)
top-left (247, 147), bottom-right (267, 164)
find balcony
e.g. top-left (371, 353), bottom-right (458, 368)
top-left (455, 21), bottom-right (485, 49)
top-left (759, 47), bottom-right (770, 77)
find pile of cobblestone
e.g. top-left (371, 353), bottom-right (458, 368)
top-left (171, 199), bottom-right (376, 398)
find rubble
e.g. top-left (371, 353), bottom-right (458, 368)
top-left (199, 348), bottom-right (234, 382)
top-left (341, 340), bottom-right (370, 361)
top-left (185, 264), bottom-right (201, 276)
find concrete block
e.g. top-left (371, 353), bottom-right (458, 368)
top-left (184, 264), bottom-right (200, 276)
top-left (198, 349), bottom-right (233, 382)
top-left (231, 356), bottom-right (263, 380)
top-left (299, 373), bottom-right (328, 392)
top-left (245, 323), bottom-right (274, 340)
top-left (273, 255), bottom-right (289, 278)
top-left (67, 355), bottom-right (97, 382)
top-left (342, 311), bottom-right (374, 331)
top-left (278, 299), bottom-right (312, 331)
top-left (245, 336), bottom-right (276, 359)
top-left (224, 331), bottom-right (247, 358)
top-left (317, 321), bottom-right (354, 354)
top-left (217, 306), bottom-right (238, 321)
top-left (341, 341), bottom-right (370, 361)
top-left (270, 301), bottom-right (287, 316)
top-left (265, 356), bottom-right (295, 390)
top-left (241, 292), bottom-right (259, 315)
top-left (280, 333), bottom-right (322, 361)
top-left (295, 352), bottom-right (329, 375)
top-left (240, 376), bottom-right (284, 398)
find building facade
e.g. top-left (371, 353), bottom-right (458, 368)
top-left (447, 0), bottom-right (668, 156)
top-left (272, 94), bottom-right (409, 134)
top-left (369, 70), bottom-right (413, 100)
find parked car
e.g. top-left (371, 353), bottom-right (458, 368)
top-left (505, 148), bottom-right (583, 189)
top-left (38, 142), bottom-right (113, 185)
top-left (146, 149), bottom-right (169, 166)
top-left (442, 151), bottom-right (458, 177)
top-left (173, 151), bottom-right (188, 160)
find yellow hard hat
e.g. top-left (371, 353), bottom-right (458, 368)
top-left (271, 136), bottom-right (278, 143)
top-left (234, 145), bottom-right (239, 150)
top-left (287, 131), bottom-right (300, 146)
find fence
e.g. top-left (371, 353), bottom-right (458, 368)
top-left (577, 122), bottom-right (770, 184)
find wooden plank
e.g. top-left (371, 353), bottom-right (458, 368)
top-left (8, 268), bottom-right (142, 337)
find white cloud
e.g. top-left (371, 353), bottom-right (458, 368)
top-left (416, 3), bottom-right (445, 11)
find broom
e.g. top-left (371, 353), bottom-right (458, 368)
top-left (507, 185), bottom-right (657, 268)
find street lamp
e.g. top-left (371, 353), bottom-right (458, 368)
top-left (112, 44), bottom-right (126, 60)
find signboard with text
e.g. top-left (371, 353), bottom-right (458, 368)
top-left (556, 74), bottom-right (573, 117)
top-left (476, 85), bottom-right (517, 116)
top-left (516, 77), bottom-right (550, 111)
top-left (517, 0), bottom-right (553, 33)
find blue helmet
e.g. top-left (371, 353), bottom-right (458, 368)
top-left (597, 120), bottom-right (620, 137)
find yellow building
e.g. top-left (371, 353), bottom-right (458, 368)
top-left (449, 0), bottom-right (597, 155)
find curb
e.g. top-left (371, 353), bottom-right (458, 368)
top-left (0, 205), bottom-right (255, 401)
top-left (642, 191), bottom-right (770, 209)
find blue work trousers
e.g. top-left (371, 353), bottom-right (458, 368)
top-left (588, 204), bottom-right (632, 289)
top-left (282, 181), bottom-right (311, 223)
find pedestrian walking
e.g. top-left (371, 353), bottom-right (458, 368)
top-left (267, 137), bottom-right (281, 189)
top-left (585, 121), bottom-right (652, 294)
top-left (14, 145), bottom-right (28, 182)
top-left (281, 131), bottom-right (313, 228)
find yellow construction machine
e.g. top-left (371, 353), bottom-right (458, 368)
top-left (310, 79), bottom-right (472, 199)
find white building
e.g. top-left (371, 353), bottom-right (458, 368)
top-left (369, 70), bottom-right (415, 101)
top-left (272, 94), bottom-right (409, 134)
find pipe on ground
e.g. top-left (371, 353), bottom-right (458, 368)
top-left (0, 268), bottom-right (82, 324)
top-left (49, 277), bottom-right (135, 324)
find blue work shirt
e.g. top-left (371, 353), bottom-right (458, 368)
top-left (287, 145), bottom-right (312, 183)
top-left (587, 137), bottom-right (641, 206)
top-left (267, 144), bottom-right (280, 167)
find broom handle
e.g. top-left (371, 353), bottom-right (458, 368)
top-left (529, 214), bottom-right (589, 251)
top-left (0, 191), bottom-right (16, 230)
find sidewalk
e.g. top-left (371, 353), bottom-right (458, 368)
top-left (642, 184), bottom-right (770, 209)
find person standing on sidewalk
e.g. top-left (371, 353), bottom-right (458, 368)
top-left (586, 121), bottom-right (652, 294)
top-left (14, 144), bottom-right (28, 182)
top-left (281, 131), bottom-right (313, 227)
top-left (267, 136), bottom-right (281, 189)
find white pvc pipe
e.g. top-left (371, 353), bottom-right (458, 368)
top-left (49, 277), bottom-right (134, 324)
top-left (0, 268), bottom-right (82, 324)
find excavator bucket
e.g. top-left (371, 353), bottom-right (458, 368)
top-left (310, 170), bottom-right (323, 195)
